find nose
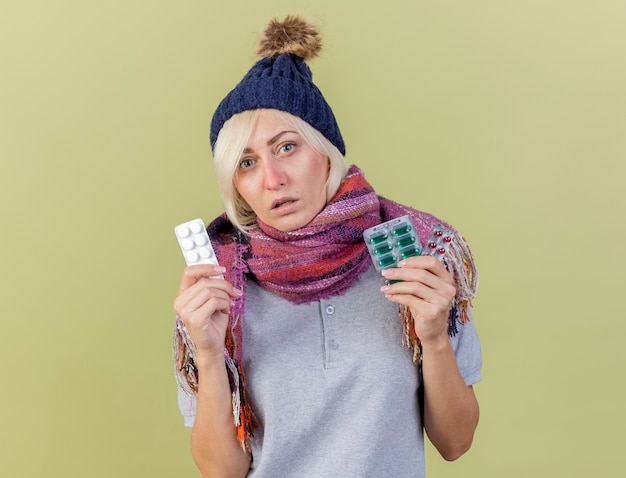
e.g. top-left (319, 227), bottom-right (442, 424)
top-left (261, 158), bottom-right (287, 190)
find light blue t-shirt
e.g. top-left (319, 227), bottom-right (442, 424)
top-left (178, 265), bottom-right (482, 477)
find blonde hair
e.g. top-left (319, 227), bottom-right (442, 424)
top-left (213, 109), bottom-right (347, 233)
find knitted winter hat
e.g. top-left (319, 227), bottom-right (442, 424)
top-left (209, 15), bottom-right (346, 155)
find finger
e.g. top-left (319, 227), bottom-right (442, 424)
top-left (181, 295), bottom-right (232, 326)
top-left (382, 269), bottom-right (455, 297)
top-left (178, 264), bottom-right (227, 292)
top-left (180, 298), bottom-right (232, 356)
top-left (381, 285), bottom-right (452, 337)
top-left (382, 267), bottom-right (437, 289)
top-left (382, 279), bottom-right (454, 306)
top-left (177, 275), bottom-right (240, 307)
top-left (175, 283), bottom-right (231, 316)
top-left (174, 276), bottom-right (241, 316)
top-left (398, 256), bottom-right (454, 282)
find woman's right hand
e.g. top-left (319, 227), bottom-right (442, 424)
top-left (173, 264), bottom-right (242, 361)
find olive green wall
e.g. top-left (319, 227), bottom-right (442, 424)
top-left (2, 1), bottom-right (624, 476)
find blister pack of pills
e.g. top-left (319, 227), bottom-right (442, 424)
top-left (174, 218), bottom-right (222, 274)
top-left (422, 224), bottom-right (454, 261)
top-left (363, 215), bottom-right (422, 273)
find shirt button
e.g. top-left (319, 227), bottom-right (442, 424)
top-left (325, 305), bottom-right (335, 315)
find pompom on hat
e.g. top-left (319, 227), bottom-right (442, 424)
top-left (209, 15), bottom-right (346, 155)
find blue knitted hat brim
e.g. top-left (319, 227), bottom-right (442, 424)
top-left (210, 54), bottom-right (345, 155)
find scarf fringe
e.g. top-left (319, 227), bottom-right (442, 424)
top-left (173, 318), bottom-right (255, 452)
top-left (446, 229), bottom-right (479, 308)
top-left (173, 317), bottom-right (198, 395)
top-left (225, 351), bottom-right (256, 452)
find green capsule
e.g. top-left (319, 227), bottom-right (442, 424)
top-left (392, 224), bottom-right (412, 236)
top-left (369, 233), bottom-right (389, 245)
top-left (374, 244), bottom-right (393, 256)
top-left (396, 235), bottom-right (416, 248)
top-left (401, 246), bottom-right (421, 259)
top-left (378, 254), bottom-right (398, 268)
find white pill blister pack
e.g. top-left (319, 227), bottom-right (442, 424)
top-left (174, 218), bottom-right (221, 273)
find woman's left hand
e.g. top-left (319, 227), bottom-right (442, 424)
top-left (381, 256), bottom-right (456, 346)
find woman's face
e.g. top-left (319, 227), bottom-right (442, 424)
top-left (234, 110), bottom-right (330, 232)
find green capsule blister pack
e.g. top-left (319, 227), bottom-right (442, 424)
top-left (363, 215), bottom-right (422, 273)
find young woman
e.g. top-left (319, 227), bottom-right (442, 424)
top-left (173, 15), bottom-right (481, 478)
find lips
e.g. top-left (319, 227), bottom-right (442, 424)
top-left (272, 198), bottom-right (296, 209)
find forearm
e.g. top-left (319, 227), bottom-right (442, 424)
top-left (421, 337), bottom-right (479, 461)
top-left (190, 355), bottom-right (251, 478)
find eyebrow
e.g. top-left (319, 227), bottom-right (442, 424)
top-left (242, 130), bottom-right (297, 154)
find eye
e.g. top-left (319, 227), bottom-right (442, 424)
top-left (279, 142), bottom-right (296, 154)
top-left (239, 158), bottom-right (256, 169)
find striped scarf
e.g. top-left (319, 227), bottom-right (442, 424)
top-left (247, 166), bottom-right (380, 303)
top-left (174, 164), bottom-right (478, 451)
